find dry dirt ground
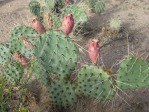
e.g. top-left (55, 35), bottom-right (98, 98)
top-left (1, 0), bottom-right (149, 112)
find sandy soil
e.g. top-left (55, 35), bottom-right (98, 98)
top-left (1, 0), bottom-right (149, 112)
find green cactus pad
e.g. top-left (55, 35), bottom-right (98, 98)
top-left (31, 59), bottom-right (49, 86)
top-left (48, 79), bottom-right (77, 107)
top-left (10, 26), bottom-right (39, 58)
top-left (29, 1), bottom-right (41, 19)
top-left (117, 56), bottom-right (149, 90)
top-left (62, 4), bottom-right (88, 26)
top-left (87, 0), bottom-right (97, 9)
top-left (44, 0), bottom-right (56, 10)
top-left (1, 62), bottom-right (24, 85)
top-left (34, 30), bottom-right (78, 79)
top-left (0, 43), bottom-right (11, 65)
top-left (77, 65), bottom-right (115, 100)
top-left (51, 14), bottom-right (61, 29)
top-left (94, 0), bottom-right (105, 13)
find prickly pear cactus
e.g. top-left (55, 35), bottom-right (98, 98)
top-left (1, 62), bottom-right (24, 85)
top-left (0, 43), bottom-right (11, 65)
top-left (48, 79), bottom-right (77, 107)
top-left (117, 56), bottom-right (149, 90)
top-left (34, 30), bottom-right (78, 79)
top-left (10, 26), bottom-right (39, 58)
top-left (77, 65), bottom-right (115, 100)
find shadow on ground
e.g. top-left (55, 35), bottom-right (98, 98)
top-left (0, 0), bottom-right (14, 6)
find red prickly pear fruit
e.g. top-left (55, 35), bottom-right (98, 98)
top-left (65, 0), bottom-right (70, 4)
top-left (31, 18), bottom-right (46, 33)
top-left (13, 53), bottom-right (30, 67)
top-left (88, 39), bottom-right (100, 64)
top-left (62, 14), bottom-right (74, 35)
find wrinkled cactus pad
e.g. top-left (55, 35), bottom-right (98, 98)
top-left (0, 43), bottom-right (11, 65)
top-left (117, 55), bottom-right (149, 90)
top-left (10, 26), bottom-right (39, 57)
top-left (34, 30), bottom-right (78, 79)
top-left (48, 79), bottom-right (77, 107)
top-left (1, 62), bottom-right (24, 85)
top-left (77, 65), bottom-right (115, 100)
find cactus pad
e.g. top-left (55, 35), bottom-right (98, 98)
top-left (117, 56), bottom-right (149, 90)
top-left (87, 0), bottom-right (97, 9)
top-left (48, 80), bottom-right (77, 107)
top-left (10, 26), bottom-right (39, 58)
top-left (94, 0), bottom-right (105, 13)
top-left (0, 43), bottom-right (11, 65)
top-left (31, 59), bottom-right (49, 85)
top-left (34, 30), bottom-right (78, 79)
top-left (29, 1), bottom-right (41, 19)
top-left (77, 65), bottom-right (115, 100)
top-left (1, 62), bottom-right (24, 85)
top-left (44, 0), bottom-right (56, 10)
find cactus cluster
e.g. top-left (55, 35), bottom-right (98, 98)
top-left (2, 0), bottom-right (149, 110)
top-left (0, 25), bottom-right (41, 85)
top-left (29, 0), bottom-right (88, 35)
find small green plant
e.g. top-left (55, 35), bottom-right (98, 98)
top-left (18, 107), bottom-right (29, 112)
top-left (109, 19), bottom-right (121, 32)
top-left (0, 77), bottom-right (13, 112)
top-left (0, 79), bottom-right (5, 112)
